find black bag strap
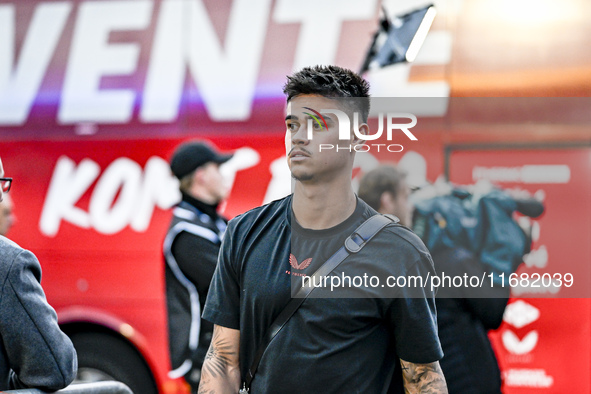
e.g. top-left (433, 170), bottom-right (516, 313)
top-left (241, 214), bottom-right (399, 392)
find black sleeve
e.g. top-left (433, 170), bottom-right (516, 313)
top-left (1, 249), bottom-right (77, 391)
top-left (202, 221), bottom-right (241, 329)
top-left (171, 231), bottom-right (220, 297)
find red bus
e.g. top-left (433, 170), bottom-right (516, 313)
top-left (1, 0), bottom-right (589, 392)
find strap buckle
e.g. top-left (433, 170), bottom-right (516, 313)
top-left (345, 232), bottom-right (366, 253)
top-left (344, 214), bottom-right (399, 253)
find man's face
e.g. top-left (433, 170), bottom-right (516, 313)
top-left (0, 195), bottom-right (15, 236)
top-left (392, 179), bottom-right (413, 227)
top-left (0, 158), bottom-right (4, 203)
top-left (285, 94), bottom-right (361, 183)
top-left (198, 162), bottom-right (230, 204)
top-left (396, 180), bottom-right (414, 227)
top-left (0, 158), bottom-right (15, 236)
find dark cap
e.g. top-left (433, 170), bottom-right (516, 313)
top-left (170, 141), bottom-right (233, 179)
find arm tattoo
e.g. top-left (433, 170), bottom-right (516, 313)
top-left (198, 326), bottom-right (240, 393)
top-left (400, 360), bottom-right (448, 394)
top-left (202, 329), bottom-right (237, 378)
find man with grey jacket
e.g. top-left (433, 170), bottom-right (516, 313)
top-left (0, 157), bottom-right (77, 391)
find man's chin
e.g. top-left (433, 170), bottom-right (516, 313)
top-left (290, 171), bottom-right (314, 182)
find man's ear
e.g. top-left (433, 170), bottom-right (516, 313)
top-left (351, 123), bottom-right (369, 147)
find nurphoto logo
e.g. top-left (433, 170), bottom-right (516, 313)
top-left (305, 109), bottom-right (418, 153)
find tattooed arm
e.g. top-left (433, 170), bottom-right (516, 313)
top-left (198, 325), bottom-right (241, 394)
top-left (400, 359), bottom-right (448, 394)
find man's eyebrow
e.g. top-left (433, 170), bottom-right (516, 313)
top-left (285, 113), bottom-right (334, 123)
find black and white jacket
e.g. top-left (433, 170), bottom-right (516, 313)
top-left (163, 193), bottom-right (227, 380)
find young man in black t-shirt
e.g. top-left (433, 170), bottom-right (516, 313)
top-left (200, 65), bottom-right (447, 393)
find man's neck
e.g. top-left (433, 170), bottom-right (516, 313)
top-left (181, 192), bottom-right (220, 219)
top-left (292, 177), bottom-right (357, 230)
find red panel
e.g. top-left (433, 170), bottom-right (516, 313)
top-left (449, 147), bottom-right (591, 393)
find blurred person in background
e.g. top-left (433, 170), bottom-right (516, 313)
top-left (0, 157), bottom-right (77, 391)
top-left (0, 193), bottom-right (15, 236)
top-left (163, 141), bottom-right (233, 393)
top-left (357, 164), bottom-right (412, 227)
top-left (359, 165), bottom-right (509, 394)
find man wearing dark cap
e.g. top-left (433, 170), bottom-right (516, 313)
top-left (163, 140), bottom-right (233, 392)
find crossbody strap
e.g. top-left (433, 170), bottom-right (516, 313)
top-left (242, 214), bottom-right (399, 392)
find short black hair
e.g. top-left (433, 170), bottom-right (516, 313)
top-left (283, 65), bottom-right (370, 122)
top-left (358, 165), bottom-right (407, 211)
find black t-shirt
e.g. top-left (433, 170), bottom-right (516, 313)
top-left (203, 195), bottom-right (442, 393)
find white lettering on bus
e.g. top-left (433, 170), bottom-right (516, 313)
top-left (59, 1), bottom-right (153, 123)
top-left (273, 0), bottom-right (377, 71)
top-left (0, 0), bottom-right (450, 125)
top-left (141, 0), bottom-right (272, 122)
top-left (39, 150), bottom-right (260, 236)
top-left (0, 2), bottom-right (71, 124)
top-left (40, 156), bottom-right (179, 236)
